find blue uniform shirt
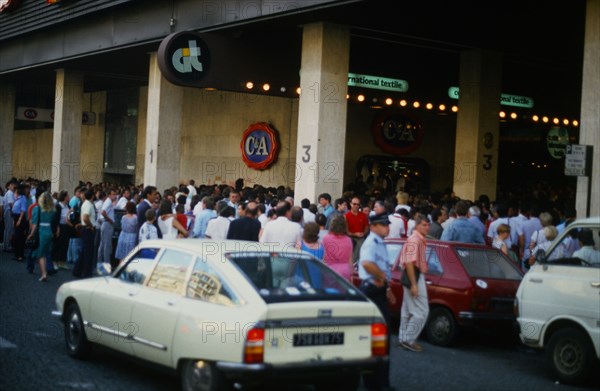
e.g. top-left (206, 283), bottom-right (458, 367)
top-left (11, 195), bottom-right (28, 216)
top-left (358, 232), bottom-right (391, 281)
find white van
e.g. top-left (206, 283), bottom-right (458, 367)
top-left (515, 217), bottom-right (600, 384)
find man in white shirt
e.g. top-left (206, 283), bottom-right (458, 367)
top-left (205, 201), bottom-right (232, 240)
top-left (300, 198), bottom-right (315, 225)
top-left (73, 188), bottom-right (96, 278)
top-left (115, 188), bottom-right (131, 210)
top-left (259, 201), bottom-right (302, 249)
top-left (97, 189), bottom-right (117, 272)
top-left (3, 181), bottom-right (16, 251)
top-left (573, 229), bottom-right (600, 265)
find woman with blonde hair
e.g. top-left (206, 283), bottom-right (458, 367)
top-left (27, 192), bottom-right (56, 282)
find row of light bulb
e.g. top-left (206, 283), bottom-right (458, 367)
top-left (243, 81), bottom-right (578, 126)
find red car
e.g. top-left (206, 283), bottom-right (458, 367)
top-left (353, 239), bottom-right (523, 346)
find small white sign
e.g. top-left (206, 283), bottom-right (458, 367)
top-left (565, 144), bottom-right (589, 176)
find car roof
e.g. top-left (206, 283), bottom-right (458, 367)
top-left (384, 237), bottom-right (491, 250)
top-left (135, 239), bottom-right (308, 257)
top-left (570, 216), bottom-right (600, 226)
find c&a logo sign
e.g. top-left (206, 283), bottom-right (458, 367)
top-left (240, 123), bottom-right (280, 170)
top-left (158, 31), bottom-right (211, 86)
top-left (371, 111), bottom-right (424, 155)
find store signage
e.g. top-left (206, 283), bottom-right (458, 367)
top-left (240, 123), bottom-right (280, 170)
top-left (0, 0), bottom-right (20, 12)
top-left (546, 126), bottom-right (569, 159)
top-left (158, 31), bottom-right (210, 87)
top-left (348, 73), bottom-right (408, 92)
top-left (371, 111), bottom-right (424, 155)
top-left (565, 144), bottom-right (593, 176)
top-left (448, 87), bottom-right (534, 108)
top-left (16, 106), bottom-right (96, 125)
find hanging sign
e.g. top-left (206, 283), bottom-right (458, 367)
top-left (448, 87), bottom-right (534, 108)
top-left (16, 106), bottom-right (96, 125)
top-left (240, 123), bottom-right (280, 170)
top-left (546, 126), bottom-right (569, 159)
top-left (348, 73), bottom-right (409, 92)
top-left (157, 31), bottom-right (211, 87)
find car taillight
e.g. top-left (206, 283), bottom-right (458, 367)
top-left (470, 298), bottom-right (487, 312)
top-left (371, 323), bottom-right (388, 356)
top-left (244, 327), bottom-right (265, 363)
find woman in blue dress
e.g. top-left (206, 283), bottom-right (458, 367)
top-left (28, 192), bottom-right (56, 282)
top-left (115, 201), bottom-right (138, 263)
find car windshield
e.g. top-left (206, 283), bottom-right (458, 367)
top-left (455, 247), bottom-right (522, 280)
top-left (227, 252), bottom-right (365, 303)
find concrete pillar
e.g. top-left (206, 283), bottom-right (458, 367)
top-left (0, 83), bottom-right (16, 185)
top-left (452, 51), bottom-right (502, 202)
top-left (51, 69), bottom-right (83, 194)
top-left (143, 52), bottom-right (183, 191)
top-left (576, 0), bottom-right (600, 218)
top-left (294, 23), bottom-right (349, 204)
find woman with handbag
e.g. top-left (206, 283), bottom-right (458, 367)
top-left (27, 192), bottom-right (56, 282)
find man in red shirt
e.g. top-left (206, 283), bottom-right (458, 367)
top-left (345, 197), bottom-right (370, 261)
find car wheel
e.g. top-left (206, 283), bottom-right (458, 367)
top-left (546, 328), bottom-right (594, 384)
top-left (180, 360), bottom-right (230, 391)
top-left (64, 302), bottom-right (91, 359)
top-left (425, 307), bottom-right (457, 346)
top-left (314, 373), bottom-right (360, 391)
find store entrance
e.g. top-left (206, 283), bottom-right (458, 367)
top-left (348, 155), bottom-right (430, 199)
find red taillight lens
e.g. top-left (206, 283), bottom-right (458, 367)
top-left (244, 327), bottom-right (265, 363)
top-left (371, 323), bottom-right (388, 356)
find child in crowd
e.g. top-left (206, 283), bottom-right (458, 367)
top-left (139, 209), bottom-right (158, 243)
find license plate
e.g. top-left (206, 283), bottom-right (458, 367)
top-left (293, 332), bottom-right (344, 347)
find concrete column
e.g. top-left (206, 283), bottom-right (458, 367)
top-left (294, 23), bottom-right (349, 204)
top-left (51, 69), bottom-right (83, 194)
top-left (143, 52), bottom-right (183, 191)
top-left (576, 0), bottom-right (600, 218)
top-left (452, 51), bottom-right (502, 202)
top-left (0, 83), bottom-right (16, 185)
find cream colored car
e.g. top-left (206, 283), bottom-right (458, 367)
top-left (515, 217), bottom-right (600, 384)
top-left (52, 240), bottom-right (387, 391)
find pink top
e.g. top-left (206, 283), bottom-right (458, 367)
top-left (322, 233), bottom-right (354, 280)
top-left (398, 230), bottom-right (428, 274)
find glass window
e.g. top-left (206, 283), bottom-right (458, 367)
top-left (426, 246), bottom-right (443, 276)
top-left (187, 259), bottom-right (240, 306)
top-left (456, 247), bottom-right (522, 280)
top-left (386, 243), bottom-right (443, 275)
top-left (545, 226), bottom-right (600, 267)
top-left (228, 252), bottom-right (365, 304)
top-left (118, 248), bottom-right (160, 285)
top-left (147, 249), bottom-right (194, 294)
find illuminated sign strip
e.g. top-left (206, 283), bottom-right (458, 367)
top-left (448, 87), bottom-right (534, 108)
top-left (348, 73), bottom-right (409, 92)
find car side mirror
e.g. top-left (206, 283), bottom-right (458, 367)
top-left (534, 249), bottom-right (546, 264)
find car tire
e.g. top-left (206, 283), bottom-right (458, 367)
top-left (425, 307), bottom-right (457, 346)
top-left (546, 327), bottom-right (594, 384)
top-left (64, 302), bottom-right (91, 359)
top-left (180, 360), bottom-right (231, 391)
top-left (314, 373), bottom-right (360, 391)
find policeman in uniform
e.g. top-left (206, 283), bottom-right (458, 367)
top-left (358, 212), bottom-right (394, 391)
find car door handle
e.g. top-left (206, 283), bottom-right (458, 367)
top-left (529, 278), bottom-right (543, 283)
top-left (128, 292), bottom-right (137, 297)
top-left (591, 282), bottom-right (600, 288)
top-left (167, 300), bottom-right (177, 306)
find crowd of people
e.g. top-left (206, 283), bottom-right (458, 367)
top-left (2, 176), bottom-right (596, 391)
top-left (0, 176), bottom-right (589, 282)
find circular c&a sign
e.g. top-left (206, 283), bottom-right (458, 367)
top-left (157, 31), bottom-right (210, 86)
top-left (240, 123), bottom-right (280, 170)
top-left (371, 111), bottom-right (424, 155)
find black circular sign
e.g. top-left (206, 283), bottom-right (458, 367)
top-left (157, 31), bottom-right (211, 86)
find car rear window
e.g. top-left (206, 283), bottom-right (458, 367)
top-left (227, 252), bottom-right (365, 303)
top-left (455, 247), bottom-right (522, 280)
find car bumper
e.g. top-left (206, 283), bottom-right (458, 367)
top-left (216, 356), bottom-right (387, 382)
